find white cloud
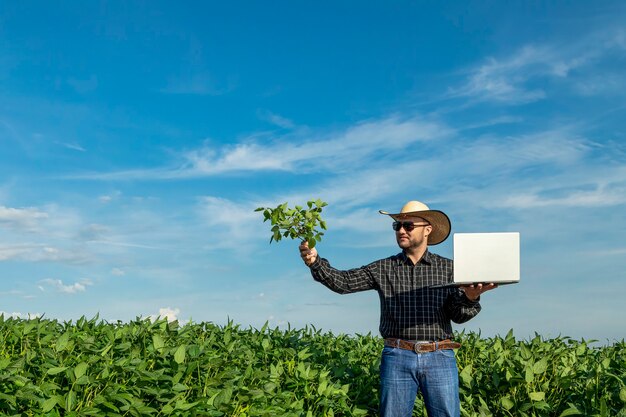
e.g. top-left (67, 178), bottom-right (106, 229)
top-left (0, 311), bottom-right (41, 319)
top-left (0, 245), bottom-right (33, 261)
top-left (98, 191), bottom-right (122, 203)
top-left (0, 205), bottom-right (48, 231)
top-left (40, 278), bottom-right (92, 294)
top-left (111, 268), bottom-right (125, 276)
top-left (185, 142), bottom-right (289, 173)
top-left (150, 307), bottom-right (180, 322)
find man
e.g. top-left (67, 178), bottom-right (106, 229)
top-left (299, 200), bottom-right (496, 417)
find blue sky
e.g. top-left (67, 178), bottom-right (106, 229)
top-left (1, 1), bottom-right (625, 342)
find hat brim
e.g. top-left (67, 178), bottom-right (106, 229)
top-left (379, 209), bottom-right (451, 245)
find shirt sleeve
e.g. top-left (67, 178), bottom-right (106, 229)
top-left (443, 288), bottom-right (482, 324)
top-left (309, 257), bottom-right (377, 294)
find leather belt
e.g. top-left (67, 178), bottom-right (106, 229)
top-left (384, 338), bottom-right (461, 353)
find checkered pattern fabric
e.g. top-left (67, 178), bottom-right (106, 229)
top-left (309, 250), bottom-right (481, 341)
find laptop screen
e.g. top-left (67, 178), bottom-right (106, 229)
top-left (453, 232), bottom-right (520, 285)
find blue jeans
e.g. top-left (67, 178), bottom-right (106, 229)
top-left (379, 346), bottom-right (460, 417)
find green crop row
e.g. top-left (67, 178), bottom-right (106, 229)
top-left (0, 315), bottom-right (624, 416)
top-left (456, 330), bottom-right (625, 417)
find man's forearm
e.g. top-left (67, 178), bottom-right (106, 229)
top-left (310, 257), bottom-right (375, 295)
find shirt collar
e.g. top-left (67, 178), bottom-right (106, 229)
top-left (398, 249), bottom-right (433, 266)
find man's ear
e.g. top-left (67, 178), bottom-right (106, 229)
top-left (424, 225), bottom-right (433, 237)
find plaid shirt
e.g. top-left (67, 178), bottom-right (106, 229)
top-left (309, 250), bottom-right (481, 341)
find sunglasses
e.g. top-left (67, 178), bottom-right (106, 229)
top-left (392, 221), bottom-right (430, 232)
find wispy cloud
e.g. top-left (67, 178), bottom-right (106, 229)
top-left (188, 123), bottom-right (609, 252)
top-left (450, 29), bottom-right (626, 104)
top-left (450, 129), bottom-right (591, 172)
top-left (197, 196), bottom-right (265, 249)
top-left (499, 183), bottom-right (626, 209)
top-left (0, 244), bottom-right (91, 264)
top-left (258, 110), bottom-right (296, 129)
top-left (571, 73), bottom-right (626, 97)
top-left (56, 141), bottom-right (86, 152)
top-left (199, 196), bottom-right (260, 226)
top-left (186, 115), bottom-right (452, 175)
top-left (449, 46), bottom-right (551, 104)
top-left (307, 128), bottom-right (592, 207)
top-left (169, 117), bottom-right (615, 250)
top-left (459, 116), bottom-right (524, 131)
top-left (0, 202), bottom-right (153, 265)
top-left (592, 247), bottom-right (626, 256)
top-left (67, 115), bottom-right (452, 180)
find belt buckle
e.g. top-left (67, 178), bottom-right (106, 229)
top-left (413, 342), bottom-right (431, 353)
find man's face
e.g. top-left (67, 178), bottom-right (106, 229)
top-left (394, 216), bottom-right (432, 250)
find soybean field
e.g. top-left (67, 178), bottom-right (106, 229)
top-left (0, 316), bottom-right (624, 416)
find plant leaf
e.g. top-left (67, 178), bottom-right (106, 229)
top-left (74, 362), bottom-right (88, 379)
top-left (174, 345), bottom-right (186, 364)
top-left (529, 391), bottom-right (545, 401)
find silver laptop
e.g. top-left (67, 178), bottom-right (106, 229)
top-left (433, 232), bottom-right (520, 288)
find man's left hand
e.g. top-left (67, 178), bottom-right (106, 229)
top-left (461, 283), bottom-right (498, 301)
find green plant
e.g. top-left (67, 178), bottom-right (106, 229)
top-left (1, 315), bottom-right (625, 416)
top-left (255, 199), bottom-right (328, 248)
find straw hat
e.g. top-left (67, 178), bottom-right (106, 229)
top-left (379, 200), bottom-right (451, 245)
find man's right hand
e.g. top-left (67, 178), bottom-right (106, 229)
top-left (299, 241), bottom-right (318, 266)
